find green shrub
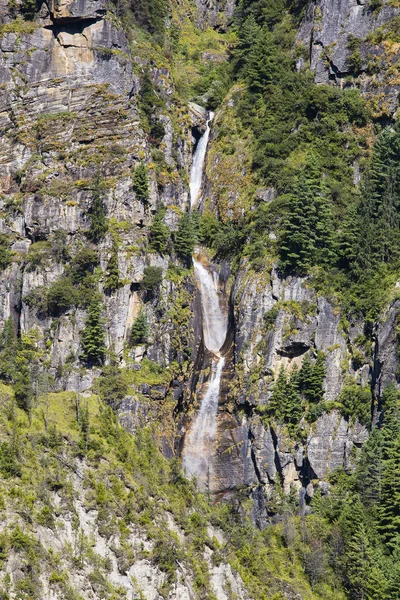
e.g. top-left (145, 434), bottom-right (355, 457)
top-left (264, 307), bottom-right (279, 330)
top-left (0, 442), bottom-right (21, 478)
top-left (80, 297), bottom-right (106, 366)
top-left (96, 363), bottom-right (129, 408)
top-left (174, 214), bottom-right (196, 265)
top-left (339, 382), bottom-right (372, 426)
top-left (133, 162), bottom-right (149, 203)
top-left (68, 248), bottom-right (99, 284)
top-left (141, 266), bottom-right (163, 292)
top-left (0, 235), bottom-right (12, 271)
top-left (87, 177), bottom-right (108, 243)
top-left (46, 278), bottom-right (79, 316)
top-left (130, 311), bottom-right (149, 346)
top-left (149, 207), bottom-right (170, 253)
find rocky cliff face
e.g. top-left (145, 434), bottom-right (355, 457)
top-left (297, 0), bottom-right (400, 118)
top-left (0, 0), bottom-right (200, 396)
top-left (197, 0), bottom-right (400, 514)
top-left (1, 0), bottom-right (400, 581)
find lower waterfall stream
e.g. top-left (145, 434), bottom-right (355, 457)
top-left (182, 258), bottom-right (228, 488)
top-left (183, 110), bottom-right (228, 488)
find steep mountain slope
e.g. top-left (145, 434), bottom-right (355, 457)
top-left (0, 0), bottom-right (399, 598)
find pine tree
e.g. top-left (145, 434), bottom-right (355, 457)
top-left (149, 208), bottom-right (170, 254)
top-left (300, 352), bottom-right (325, 404)
top-left (88, 177), bottom-right (108, 243)
top-left (133, 162), bottom-right (149, 204)
top-left (130, 311), bottom-right (149, 346)
top-left (377, 408), bottom-right (400, 550)
top-left (268, 365), bottom-right (287, 422)
top-left (105, 238), bottom-right (121, 293)
top-left (343, 523), bottom-right (374, 600)
top-left (81, 297), bottom-right (106, 366)
top-left (174, 213), bottom-right (197, 266)
top-left (283, 365), bottom-right (302, 432)
top-left (356, 428), bottom-right (384, 507)
top-left (0, 318), bottom-right (18, 381)
top-left (355, 123), bottom-right (400, 275)
top-left (278, 156), bottom-right (336, 274)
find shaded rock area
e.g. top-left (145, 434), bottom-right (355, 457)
top-left (297, 0), bottom-right (400, 116)
top-left (192, 0), bottom-right (235, 30)
top-left (0, 0), bottom-right (199, 397)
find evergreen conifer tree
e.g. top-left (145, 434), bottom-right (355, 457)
top-left (81, 297), bottom-right (106, 366)
top-left (278, 156), bottom-right (336, 274)
top-left (0, 318), bottom-right (18, 381)
top-left (174, 213), bottom-right (197, 266)
top-left (269, 365), bottom-right (287, 422)
top-left (149, 208), bottom-right (170, 253)
top-left (88, 177), bottom-right (108, 243)
top-left (130, 311), bottom-right (149, 346)
top-left (133, 162), bottom-right (149, 204)
top-left (105, 238), bottom-right (121, 293)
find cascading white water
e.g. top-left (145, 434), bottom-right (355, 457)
top-left (183, 258), bottom-right (228, 486)
top-left (189, 111), bottom-right (214, 208)
top-left (193, 258), bottom-right (227, 354)
top-left (182, 357), bottom-right (225, 485)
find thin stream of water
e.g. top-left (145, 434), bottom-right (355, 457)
top-left (189, 112), bottom-right (214, 208)
top-left (183, 109), bottom-right (226, 488)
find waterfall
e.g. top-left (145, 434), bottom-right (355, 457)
top-left (183, 258), bottom-right (228, 486)
top-left (182, 357), bottom-right (225, 485)
top-left (183, 106), bottom-right (226, 489)
top-left (190, 111), bottom-right (214, 208)
top-left (193, 258), bottom-right (227, 354)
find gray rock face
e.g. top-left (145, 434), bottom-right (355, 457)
top-left (192, 0), bottom-right (235, 29)
top-left (0, 0), bottom-right (197, 392)
top-left (374, 300), bottom-right (400, 398)
top-left (306, 411), bottom-right (368, 478)
top-left (298, 0), bottom-right (400, 80)
top-left (228, 262), bottom-right (374, 508)
top-left (297, 0), bottom-right (400, 113)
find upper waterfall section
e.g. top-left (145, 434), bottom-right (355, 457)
top-left (190, 111), bottom-right (214, 208)
top-left (193, 258), bottom-right (227, 355)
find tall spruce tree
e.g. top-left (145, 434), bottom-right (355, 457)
top-left (88, 177), bottom-right (108, 243)
top-left (174, 213), bottom-right (197, 266)
top-left (149, 208), bottom-right (170, 253)
top-left (278, 157), bottom-right (336, 275)
top-left (133, 162), bottom-right (149, 204)
top-left (81, 297), bottom-right (106, 366)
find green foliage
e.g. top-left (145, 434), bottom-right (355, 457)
top-left (132, 162), bottom-right (149, 204)
top-left (266, 352), bottom-right (327, 432)
top-left (80, 297), bottom-right (106, 366)
top-left (346, 35), bottom-right (363, 73)
top-left (278, 156), bottom-right (336, 275)
top-left (0, 235), bottom-right (12, 272)
top-left (21, 0), bottom-right (36, 20)
top-left (130, 311), bottom-right (148, 346)
top-left (149, 207), bottom-right (170, 253)
top-left (264, 306), bottom-right (279, 330)
top-left (338, 381), bottom-right (372, 426)
top-left (0, 442), bottom-right (21, 478)
top-left (267, 365), bottom-right (302, 434)
top-left (68, 247), bottom-right (99, 285)
top-left (46, 278), bottom-right (80, 316)
top-left (96, 362), bottom-right (129, 408)
top-left (126, 0), bottom-right (167, 39)
top-left (174, 213), bottom-right (197, 265)
top-left (104, 238), bottom-right (121, 293)
top-left (141, 266), bottom-right (163, 293)
top-left (299, 352), bottom-right (325, 405)
top-left (87, 177), bottom-right (108, 243)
